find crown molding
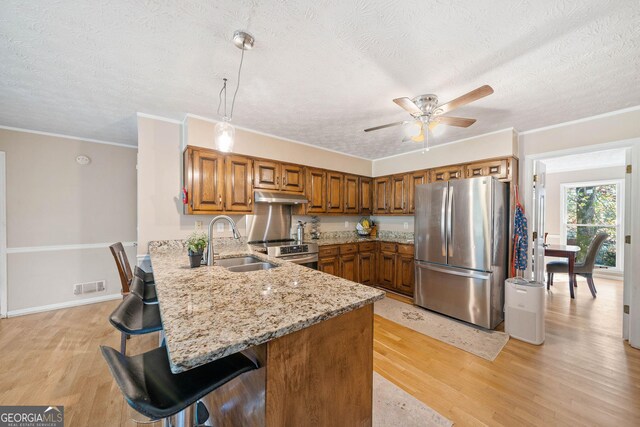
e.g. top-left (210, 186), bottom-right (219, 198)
top-left (0, 125), bottom-right (137, 149)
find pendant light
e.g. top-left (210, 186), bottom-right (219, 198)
top-left (215, 30), bottom-right (255, 152)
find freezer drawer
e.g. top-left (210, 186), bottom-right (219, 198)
top-left (414, 261), bottom-right (503, 329)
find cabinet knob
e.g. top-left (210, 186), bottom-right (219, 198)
top-left (218, 194), bottom-right (222, 204)
top-left (283, 176), bottom-right (287, 185)
top-left (276, 177), bottom-right (280, 185)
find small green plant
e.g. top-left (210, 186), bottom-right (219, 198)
top-left (186, 232), bottom-right (208, 254)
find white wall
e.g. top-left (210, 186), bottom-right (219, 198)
top-left (0, 128), bottom-right (137, 314)
top-left (372, 128), bottom-right (517, 176)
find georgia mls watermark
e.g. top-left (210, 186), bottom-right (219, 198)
top-left (0, 406), bottom-right (64, 427)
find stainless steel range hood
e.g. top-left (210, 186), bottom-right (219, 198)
top-left (254, 190), bottom-right (308, 204)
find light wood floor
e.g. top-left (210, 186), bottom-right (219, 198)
top-left (1, 276), bottom-right (639, 426)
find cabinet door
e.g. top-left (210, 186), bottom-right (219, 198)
top-left (344, 174), bottom-right (359, 214)
top-left (189, 149), bottom-right (225, 212)
top-left (360, 177), bottom-right (373, 215)
top-left (430, 166), bottom-right (463, 182)
top-left (326, 172), bottom-right (344, 213)
top-left (373, 177), bottom-right (390, 214)
top-left (378, 251), bottom-right (396, 289)
top-left (390, 174), bottom-right (408, 214)
top-left (395, 254), bottom-right (415, 296)
top-left (306, 168), bottom-right (327, 213)
top-left (253, 160), bottom-right (280, 190)
top-left (281, 164), bottom-right (305, 193)
top-left (340, 254), bottom-right (358, 282)
top-left (408, 171), bottom-right (428, 213)
top-left (319, 256), bottom-right (339, 276)
top-left (465, 159), bottom-right (509, 180)
top-left (225, 155), bottom-right (253, 212)
top-left (358, 251), bottom-right (375, 286)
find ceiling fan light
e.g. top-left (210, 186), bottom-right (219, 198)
top-left (215, 119), bottom-right (235, 152)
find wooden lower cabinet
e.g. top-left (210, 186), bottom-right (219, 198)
top-left (319, 256), bottom-right (339, 276)
top-left (378, 250), bottom-right (396, 289)
top-left (339, 254), bottom-right (358, 282)
top-left (395, 254), bottom-right (415, 296)
top-left (318, 242), bottom-right (415, 297)
top-left (357, 251), bottom-right (376, 286)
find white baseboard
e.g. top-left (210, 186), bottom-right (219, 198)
top-left (6, 293), bottom-right (122, 318)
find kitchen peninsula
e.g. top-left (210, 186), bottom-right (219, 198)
top-left (149, 240), bottom-right (385, 426)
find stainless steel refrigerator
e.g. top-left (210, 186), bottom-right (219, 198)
top-left (414, 176), bottom-right (509, 329)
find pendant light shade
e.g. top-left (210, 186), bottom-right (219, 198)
top-left (215, 119), bottom-right (235, 152)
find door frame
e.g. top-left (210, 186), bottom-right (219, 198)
top-left (522, 138), bottom-right (639, 348)
top-left (0, 152), bottom-right (6, 318)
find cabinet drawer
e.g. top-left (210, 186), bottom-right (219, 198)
top-left (319, 246), bottom-right (339, 257)
top-left (397, 244), bottom-right (414, 255)
top-left (380, 242), bottom-right (397, 253)
top-left (340, 244), bottom-right (358, 255)
top-left (358, 242), bottom-right (376, 252)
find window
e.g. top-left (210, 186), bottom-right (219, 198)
top-left (561, 180), bottom-right (623, 271)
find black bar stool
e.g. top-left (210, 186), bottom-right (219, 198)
top-left (109, 294), bottom-right (162, 355)
top-left (101, 345), bottom-right (257, 425)
top-left (129, 276), bottom-right (158, 304)
top-left (109, 242), bottom-right (155, 297)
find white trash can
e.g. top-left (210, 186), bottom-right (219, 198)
top-left (505, 278), bottom-right (545, 345)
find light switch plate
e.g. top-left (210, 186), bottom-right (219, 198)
top-left (344, 221), bottom-right (349, 228)
top-left (217, 223), bottom-right (225, 232)
top-left (403, 222), bottom-right (409, 229)
top-left (195, 221), bottom-right (203, 230)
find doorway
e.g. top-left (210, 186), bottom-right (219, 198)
top-left (0, 151), bottom-right (6, 318)
top-left (524, 141), bottom-right (638, 347)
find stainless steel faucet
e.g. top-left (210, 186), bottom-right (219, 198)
top-left (207, 215), bottom-right (241, 266)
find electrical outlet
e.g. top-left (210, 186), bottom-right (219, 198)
top-left (195, 221), bottom-right (203, 230)
top-left (217, 223), bottom-right (225, 232)
top-left (344, 221), bottom-right (349, 228)
top-left (403, 222), bottom-right (409, 230)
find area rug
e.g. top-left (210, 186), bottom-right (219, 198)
top-left (374, 296), bottom-right (509, 361)
top-left (373, 372), bottom-right (453, 427)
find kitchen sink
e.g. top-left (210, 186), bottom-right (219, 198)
top-left (215, 256), bottom-right (264, 267)
top-left (226, 262), bottom-right (278, 273)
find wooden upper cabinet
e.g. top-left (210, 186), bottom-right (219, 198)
top-left (225, 155), bottom-right (253, 212)
top-left (254, 160), bottom-right (305, 193)
top-left (253, 159), bottom-right (280, 190)
top-left (281, 164), bottom-right (305, 193)
top-left (408, 171), bottom-right (428, 213)
top-left (465, 158), bottom-right (510, 181)
top-left (390, 174), bottom-right (408, 214)
top-left (430, 165), bottom-right (464, 182)
top-left (373, 177), bottom-right (390, 214)
top-left (344, 175), bottom-right (359, 214)
top-left (187, 148), bottom-right (225, 213)
top-left (326, 172), bottom-right (344, 213)
top-left (306, 168), bottom-right (327, 213)
top-left (359, 177), bottom-right (372, 215)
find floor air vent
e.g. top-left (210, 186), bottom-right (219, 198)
top-left (74, 280), bottom-right (106, 295)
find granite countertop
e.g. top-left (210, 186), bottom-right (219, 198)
top-left (312, 235), bottom-right (415, 246)
top-left (148, 241), bottom-right (385, 373)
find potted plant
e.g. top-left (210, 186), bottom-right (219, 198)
top-left (186, 232), bottom-right (207, 268)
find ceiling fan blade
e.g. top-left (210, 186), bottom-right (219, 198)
top-left (435, 85), bottom-right (493, 116)
top-left (436, 116), bottom-right (477, 127)
top-left (393, 97), bottom-right (422, 115)
top-left (364, 121), bottom-right (407, 132)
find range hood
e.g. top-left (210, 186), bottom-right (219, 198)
top-left (254, 190), bottom-right (308, 204)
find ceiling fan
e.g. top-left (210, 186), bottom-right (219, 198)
top-left (364, 85), bottom-right (494, 144)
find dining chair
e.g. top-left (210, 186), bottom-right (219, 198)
top-left (546, 233), bottom-right (609, 298)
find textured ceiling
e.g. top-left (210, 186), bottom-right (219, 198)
top-left (1, 1), bottom-right (639, 159)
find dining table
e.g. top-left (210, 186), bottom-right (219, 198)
top-left (544, 244), bottom-right (581, 298)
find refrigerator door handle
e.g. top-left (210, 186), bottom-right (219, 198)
top-left (447, 185), bottom-right (454, 257)
top-left (417, 262), bottom-right (491, 280)
top-left (441, 187), bottom-right (447, 257)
